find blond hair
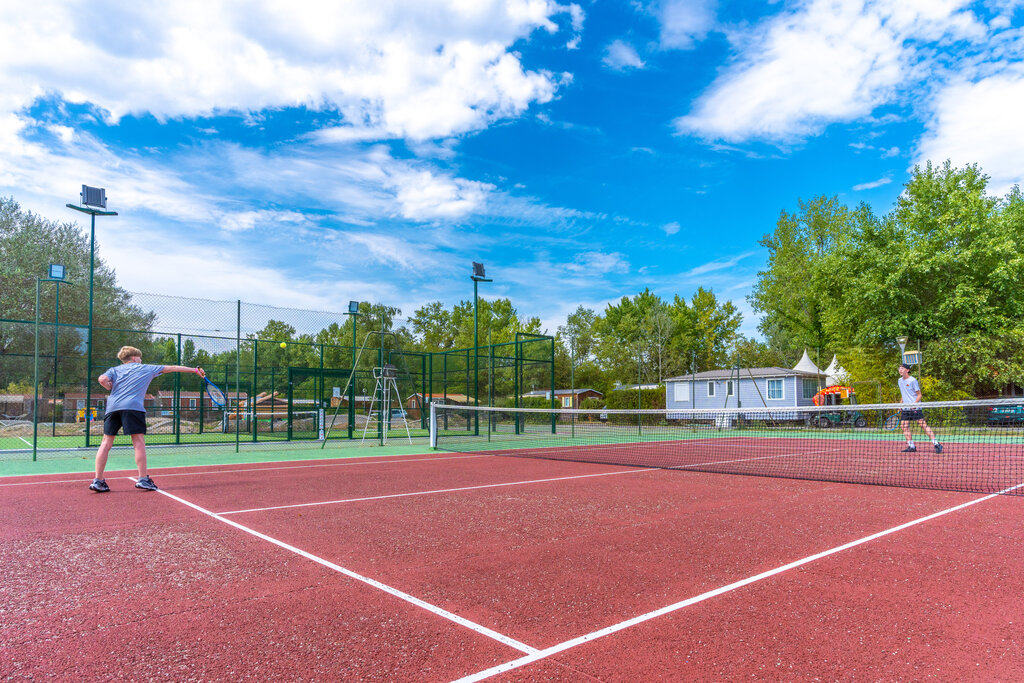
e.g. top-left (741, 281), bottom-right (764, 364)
top-left (117, 346), bottom-right (143, 362)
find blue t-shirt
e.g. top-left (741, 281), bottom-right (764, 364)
top-left (102, 363), bottom-right (165, 412)
top-left (898, 376), bottom-right (921, 404)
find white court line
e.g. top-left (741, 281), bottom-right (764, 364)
top-left (0, 454), bottom-right (487, 487)
top-left (217, 447), bottom-right (845, 515)
top-left (145, 453), bottom-right (486, 479)
top-left (139, 479), bottom-right (540, 656)
top-left (668, 446), bottom-right (845, 470)
top-left (452, 480), bottom-right (1024, 682)
top-left (217, 469), bottom-right (646, 515)
top-left (17, 436), bottom-right (32, 447)
top-left (0, 446), bottom-right (830, 489)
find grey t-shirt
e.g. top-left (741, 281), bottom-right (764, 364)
top-left (102, 363), bottom-right (165, 412)
top-left (898, 376), bottom-right (921, 404)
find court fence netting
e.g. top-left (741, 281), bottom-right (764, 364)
top-left (0, 292), bottom-right (554, 460)
top-left (429, 399), bottom-right (1024, 496)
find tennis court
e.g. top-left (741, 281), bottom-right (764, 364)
top-left (3, 408), bottom-right (1023, 681)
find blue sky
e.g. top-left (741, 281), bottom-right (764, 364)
top-left (2, 0), bottom-right (1023, 338)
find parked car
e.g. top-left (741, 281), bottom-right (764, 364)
top-left (986, 405), bottom-right (1024, 425)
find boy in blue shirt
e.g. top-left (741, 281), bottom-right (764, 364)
top-left (89, 346), bottom-right (205, 492)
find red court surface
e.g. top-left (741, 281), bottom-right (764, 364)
top-left (3, 451), bottom-right (1023, 681)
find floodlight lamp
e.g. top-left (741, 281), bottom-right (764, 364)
top-left (348, 301), bottom-right (360, 314)
top-left (896, 336), bottom-right (909, 352)
top-left (48, 264), bottom-right (66, 280)
top-left (80, 185), bottom-right (107, 209)
top-left (472, 262), bottom-right (486, 278)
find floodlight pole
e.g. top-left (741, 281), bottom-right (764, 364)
top-left (52, 279), bottom-right (61, 437)
top-left (67, 199), bottom-right (117, 449)
top-left (471, 264), bottom-right (492, 436)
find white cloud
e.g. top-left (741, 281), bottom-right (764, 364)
top-left (675, 0), bottom-right (986, 143)
top-left (340, 232), bottom-right (435, 269)
top-left (662, 221), bottom-right (681, 235)
top-left (685, 251), bottom-right (757, 277)
top-left (567, 251), bottom-right (630, 274)
top-left (390, 170), bottom-right (494, 220)
top-left (654, 0), bottom-right (716, 49)
top-left (102, 238), bottom-right (342, 312)
top-left (852, 177), bottom-right (892, 190)
top-left (915, 71), bottom-right (1024, 194)
top-left (603, 40), bottom-right (645, 70)
top-left (0, 0), bottom-right (579, 142)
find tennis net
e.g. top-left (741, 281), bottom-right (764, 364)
top-left (430, 400), bottom-right (1024, 496)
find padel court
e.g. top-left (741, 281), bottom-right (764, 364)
top-left (3, 445), bottom-right (1022, 681)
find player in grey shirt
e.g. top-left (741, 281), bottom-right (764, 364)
top-left (897, 362), bottom-right (941, 453)
top-left (89, 345), bottom-right (205, 493)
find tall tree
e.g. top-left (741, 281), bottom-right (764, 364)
top-left (0, 196), bottom-right (156, 391)
top-left (594, 289), bottom-right (664, 384)
top-left (689, 287), bottom-right (742, 371)
top-left (749, 195), bottom-right (855, 356)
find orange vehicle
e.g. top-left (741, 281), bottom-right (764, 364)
top-left (810, 386), bottom-right (867, 428)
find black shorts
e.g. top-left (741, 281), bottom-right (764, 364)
top-left (901, 408), bottom-right (925, 422)
top-left (103, 410), bottom-right (147, 436)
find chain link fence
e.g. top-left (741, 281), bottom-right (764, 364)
top-left (0, 292), bottom-right (554, 460)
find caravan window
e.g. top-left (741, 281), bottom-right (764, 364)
top-left (767, 379), bottom-right (784, 399)
top-left (802, 379), bottom-right (818, 399)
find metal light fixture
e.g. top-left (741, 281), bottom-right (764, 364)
top-left (66, 186), bottom-right (117, 451)
top-left (80, 184), bottom-right (107, 209)
top-left (348, 300), bottom-right (359, 314)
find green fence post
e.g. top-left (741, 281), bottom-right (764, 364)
top-left (174, 333), bottom-right (181, 445)
top-left (550, 337), bottom-right (556, 435)
top-left (514, 337), bottom-right (520, 435)
top-left (252, 339), bottom-right (258, 443)
top-left (235, 300), bottom-right (240, 454)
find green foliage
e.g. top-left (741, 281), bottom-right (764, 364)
top-left (0, 196), bottom-right (159, 391)
top-left (604, 387), bottom-right (664, 424)
top-left (605, 387), bottom-right (665, 410)
top-left (751, 162), bottom-right (1024, 397)
top-left (410, 297), bottom-right (540, 353)
top-left (591, 287), bottom-right (740, 388)
top-left (4, 380), bottom-right (33, 395)
top-left (750, 195), bottom-right (854, 352)
top-left (580, 396), bottom-right (605, 410)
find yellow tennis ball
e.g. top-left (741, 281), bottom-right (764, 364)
top-left (280, 342), bottom-right (287, 349)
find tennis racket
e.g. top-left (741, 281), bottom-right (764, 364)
top-left (203, 377), bottom-right (227, 408)
top-left (884, 413), bottom-right (901, 431)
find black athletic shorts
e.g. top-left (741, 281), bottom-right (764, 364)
top-left (103, 410), bottom-right (147, 436)
top-left (901, 408), bottom-right (925, 422)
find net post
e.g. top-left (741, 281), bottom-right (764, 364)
top-left (429, 401), bottom-right (437, 449)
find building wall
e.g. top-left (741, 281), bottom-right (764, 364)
top-left (666, 375), bottom-right (821, 411)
